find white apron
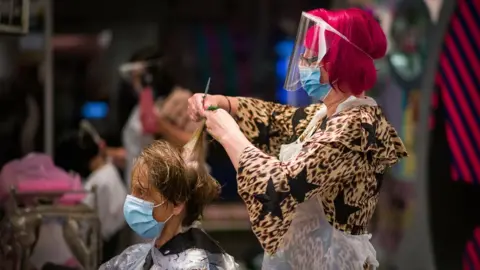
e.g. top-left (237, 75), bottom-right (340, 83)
top-left (266, 96), bottom-right (380, 270)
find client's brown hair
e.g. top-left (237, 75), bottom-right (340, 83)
top-left (134, 137), bottom-right (220, 226)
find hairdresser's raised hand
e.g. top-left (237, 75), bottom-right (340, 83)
top-left (205, 108), bottom-right (251, 169)
top-left (204, 109), bottom-right (242, 144)
top-left (187, 94), bottom-right (218, 122)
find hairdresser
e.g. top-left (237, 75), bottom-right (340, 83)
top-left (189, 8), bottom-right (408, 269)
top-left (120, 47), bottom-right (199, 186)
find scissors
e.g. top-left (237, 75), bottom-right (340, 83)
top-left (202, 77), bottom-right (218, 111)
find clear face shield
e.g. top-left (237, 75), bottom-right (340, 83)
top-left (284, 12), bottom-right (365, 92)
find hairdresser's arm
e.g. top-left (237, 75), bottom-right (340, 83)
top-left (156, 117), bottom-right (192, 147)
top-left (210, 95), bottom-right (322, 156)
top-left (204, 108), bottom-right (349, 254)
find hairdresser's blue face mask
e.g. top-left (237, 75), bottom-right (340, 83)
top-left (298, 67), bottom-right (331, 100)
top-left (123, 195), bottom-right (173, 239)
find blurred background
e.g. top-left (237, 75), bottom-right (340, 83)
top-left (0, 0), bottom-right (479, 269)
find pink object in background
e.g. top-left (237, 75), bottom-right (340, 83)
top-left (0, 153), bottom-right (85, 204)
top-left (139, 87), bottom-right (158, 134)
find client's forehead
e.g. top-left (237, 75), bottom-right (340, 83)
top-left (131, 161), bottom-right (149, 188)
top-left (131, 161), bottom-right (167, 203)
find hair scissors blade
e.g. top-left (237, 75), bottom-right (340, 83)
top-left (203, 77), bottom-right (211, 99)
top-left (202, 77), bottom-right (211, 108)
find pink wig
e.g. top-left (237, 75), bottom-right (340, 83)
top-left (304, 8), bottom-right (387, 95)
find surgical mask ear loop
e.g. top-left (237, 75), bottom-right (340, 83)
top-left (321, 89), bottom-right (332, 102)
top-left (153, 201), bottom-right (165, 208)
top-left (149, 200), bottom-right (164, 218)
top-left (163, 213), bottom-right (174, 223)
top-left (151, 201), bottom-right (174, 223)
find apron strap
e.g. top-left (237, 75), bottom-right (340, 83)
top-left (297, 96), bottom-right (378, 143)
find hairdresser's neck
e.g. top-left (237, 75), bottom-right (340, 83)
top-left (323, 88), bottom-right (365, 117)
top-left (154, 218), bottom-right (182, 248)
top-left (323, 91), bottom-right (348, 117)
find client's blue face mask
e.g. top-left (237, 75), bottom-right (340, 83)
top-left (298, 67), bottom-right (331, 100)
top-left (123, 195), bottom-right (173, 239)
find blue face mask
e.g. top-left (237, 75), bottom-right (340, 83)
top-left (123, 195), bottom-right (173, 239)
top-left (298, 67), bottom-right (331, 100)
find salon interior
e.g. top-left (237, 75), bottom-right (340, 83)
top-left (0, 0), bottom-right (478, 269)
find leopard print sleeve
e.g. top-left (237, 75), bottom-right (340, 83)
top-left (236, 140), bottom-right (355, 254)
top-left (235, 105), bottom-right (408, 255)
top-left (235, 97), bottom-right (322, 156)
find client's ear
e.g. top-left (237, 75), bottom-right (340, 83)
top-left (172, 203), bottom-right (185, 216)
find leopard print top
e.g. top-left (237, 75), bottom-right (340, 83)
top-left (234, 97), bottom-right (408, 257)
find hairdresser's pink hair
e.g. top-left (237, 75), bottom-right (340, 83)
top-left (304, 8), bottom-right (387, 95)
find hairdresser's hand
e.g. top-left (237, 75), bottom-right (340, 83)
top-left (187, 94), bottom-right (220, 122)
top-left (205, 109), bottom-right (243, 144)
top-left (205, 109), bottom-right (251, 170)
